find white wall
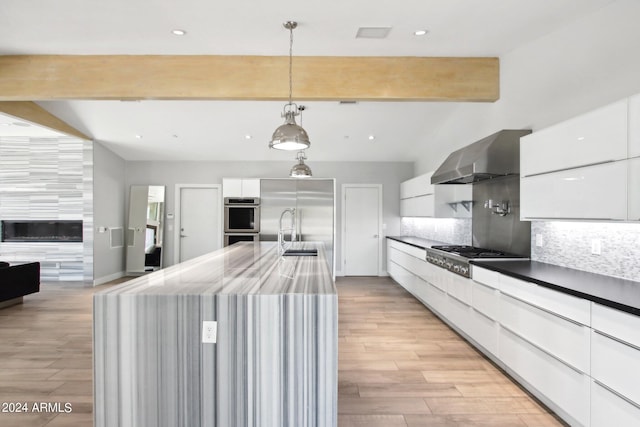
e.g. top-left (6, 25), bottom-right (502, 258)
top-left (410, 0), bottom-right (640, 280)
top-left (93, 142), bottom-right (126, 284)
top-left (125, 160), bottom-right (413, 273)
top-left (415, 0), bottom-right (640, 173)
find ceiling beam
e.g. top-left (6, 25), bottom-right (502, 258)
top-left (0, 55), bottom-right (499, 102)
top-left (0, 101), bottom-right (90, 140)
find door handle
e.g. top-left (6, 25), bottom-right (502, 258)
top-left (180, 234), bottom-right (188, 238)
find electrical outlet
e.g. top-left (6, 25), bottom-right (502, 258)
top-left (591, 239), bottom-right (602, 255)
top-left (202, 321), bottom-right (217, 344)
top-left (535, 234), bottom-right (544, 247)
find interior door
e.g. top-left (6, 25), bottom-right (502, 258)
top-left (179, 187), bottom-right (221, 262)
top-left (343, 185), bottom-right (381, 276)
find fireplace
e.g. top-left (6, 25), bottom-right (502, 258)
top-left (1, 220), bottom-right (83, 242)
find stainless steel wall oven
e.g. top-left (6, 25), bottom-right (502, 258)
top-left (224, 198), bottom-right (260, 233)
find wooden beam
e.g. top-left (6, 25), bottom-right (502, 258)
top-left (0, 101), bottom-right (91, 140)
top-left (0, 55), bottom-right (499, 102)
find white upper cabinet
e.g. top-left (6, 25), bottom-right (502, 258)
top-left (521, 161), bottom-right (627, 220)
top-left (629, 158), bottom-right (640, 221)
top-left (521, 99), bottom-right (628, 177)
top-left (400, 171), bottom-right (435, 217)
top-left (629, 93), bottom-right (640, 158)
top-left (222, 178), bottom-right (260, 198)
top-left (400, 171), bottom-right (434, 199)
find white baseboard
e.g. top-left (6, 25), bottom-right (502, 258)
top-left (93, 271), bottom-right (125, 286)
top-left (335, 269), bottom-right (344, 277)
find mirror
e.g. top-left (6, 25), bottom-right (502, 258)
top-left (126, 185), bottom-right (165, 274)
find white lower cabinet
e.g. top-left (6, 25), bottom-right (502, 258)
top-left (468, 309), bottom-right (499, 356)
top-left (389, 252), bottom-right (640, 427)
top-left (591, 331), bottom-right (640, 407)
top-left (591, 381), bottom-right (640, 427)
top-left (500, 328), bottom-right (591, 426)
top-left (500, 294), bottom-right (590, 373)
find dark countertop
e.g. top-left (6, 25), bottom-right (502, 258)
top-left (386, 236), bottom-right (448, 250)
top-left (470, 260), bottom-right (640, 316)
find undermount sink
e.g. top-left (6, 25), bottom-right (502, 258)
top-left (282, 249), bottom-right (318, 256)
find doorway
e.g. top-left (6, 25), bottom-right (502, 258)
top-left (174, 184), bottom-right (222, 264)
top-left (342, 184), bottom-right (382, 276)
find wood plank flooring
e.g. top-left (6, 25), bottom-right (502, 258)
top-left (337, 277), bottom-right (566, 427)
top-left (0, 276), bottom-right (566, 426)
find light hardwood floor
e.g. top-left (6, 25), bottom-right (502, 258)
top-left (0, 277), bottom-right (566, 426)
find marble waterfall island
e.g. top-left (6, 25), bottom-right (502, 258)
top-left (94, 242), bottom-right (337, 427)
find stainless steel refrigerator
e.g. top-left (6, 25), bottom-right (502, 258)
top-left (260, 178), bottom-right (335, 275)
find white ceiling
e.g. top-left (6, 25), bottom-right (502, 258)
top-left (0, 0), bottom-right (614, 162)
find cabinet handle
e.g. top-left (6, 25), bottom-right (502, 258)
top-left (501, 325), bottom-right (585, 375)
top-left (593, 330), bottom-right (640, 351)
top-left (593, 379), bottom-right (640, 411)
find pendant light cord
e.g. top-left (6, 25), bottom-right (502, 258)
top-left (288, 25), bottom-right (293, 105)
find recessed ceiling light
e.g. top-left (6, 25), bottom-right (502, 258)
top-left (356, 27), bottom-right (392, 39)
top-left (135, 134), bottom-right (143, 139)
top-left (368, 135), bottom-right (375, 140)
top-left (413, 30), bottom-right (428, 36)
top-left (171, 29), bottom-right (187, 36)
top-left (245, 135), bottom-right (252, 140)
top-left (12, 122), bottom-right (30, 127)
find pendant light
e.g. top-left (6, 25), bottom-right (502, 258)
top-left (269, 21), bottom-right (311, 151)
top-left (290, 151), bottom-right (312, 178)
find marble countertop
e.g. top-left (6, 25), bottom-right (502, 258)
top-left (386, 235), bottom-right (448, 250)
top-left (97, 241), bottom-right (335, 296)
top-left (470, 259), bottom-right (640, 316)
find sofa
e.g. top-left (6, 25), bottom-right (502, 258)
top-left (0, 262), bottom-right (40, 305)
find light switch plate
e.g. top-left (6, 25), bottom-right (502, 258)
top-left (202, 321), bottom-right (217, 344)
top-left (591, 239), bottom-right (602, 255)
top-left (535, 234), bottom-right (544, 247)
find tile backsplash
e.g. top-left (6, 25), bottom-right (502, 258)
top-left (400, 218), bottom-right (472, 246)
top-left (531, 221), bottom-right (640, 282)
top-left (401, 217), bottom-right (640, 283)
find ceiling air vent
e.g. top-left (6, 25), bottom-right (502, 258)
top-left (356, 27), bottom-right (391, 39)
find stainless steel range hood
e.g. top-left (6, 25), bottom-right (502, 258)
top-left (431, 129), bottom-right (531, 184)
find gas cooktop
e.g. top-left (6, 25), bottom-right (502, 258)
top-left (430, 245), bottom-right (524, 259)
top-left (426, 245), bottom-right (527, 278)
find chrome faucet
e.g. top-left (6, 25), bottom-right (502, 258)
top-left (278, 208), bottom-right (296, 254)
top-left (484, 199), bottom-right (511, 216)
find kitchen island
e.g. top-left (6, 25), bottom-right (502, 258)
top-left (94, 242), bottom-right (337, 427)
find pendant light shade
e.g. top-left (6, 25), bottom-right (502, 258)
top-left (290, 151), bottom-right (312, 178)
top-left (269, 109), bottom-right (310, 151)
top-left (269, 21), bottom-right (311, 151)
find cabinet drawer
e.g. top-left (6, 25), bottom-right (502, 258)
top-left (592, 380), bottom-right (640, 427)
top-left (472, 281), bottom-right (500, 320)
top-left (499, 274), bottom-right (590, 325)
top-left (388, 260), bottom-right (413, 293)
top-left (414, 275), bottom-right (448, 317)
top-left (448, 274), bottom-right (472, 306)
top-left (592, 330), bottom-right (640, 406)
top-left (501, 294), bottom-right (590, 373)
top-left (520, 160), bottom-right (628, 220)
top-left (520, 99), bottom-right (628, 176)
top-left (468, 309), bottom-right (499, 356)
top-left (471, 266), bottom-right (500, 290)
top-left (447, 293), bottom-right (473, 335)
top-left (388, 240), bottom-right (426, 260)
top-left (499, 328), bottom-right (590, 427)
top-left (592, 303), bottom-right (640, 348)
